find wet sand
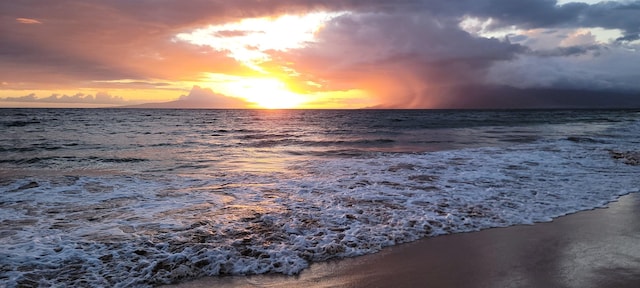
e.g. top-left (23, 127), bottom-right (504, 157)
top-left (165, 193), bottom-right (640, 288)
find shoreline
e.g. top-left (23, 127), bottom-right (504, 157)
top-left (164, 193), bottom-right (640, 288)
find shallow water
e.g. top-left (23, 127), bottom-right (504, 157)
top-left (1, 109), bottom-right (639, 286)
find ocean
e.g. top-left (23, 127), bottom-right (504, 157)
top-left (1, 108), bottom-right (639, 287)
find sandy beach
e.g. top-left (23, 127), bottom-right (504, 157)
top-left (165, 193), bottom-right (640, 288)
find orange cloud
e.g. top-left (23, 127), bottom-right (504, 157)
top-left (16, 18), bottom-right (42, 24)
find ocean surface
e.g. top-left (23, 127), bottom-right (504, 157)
top-left (1, 108), bottom-right (639, 287)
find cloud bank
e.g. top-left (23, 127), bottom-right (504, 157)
top-left (1, 92), bottom-right (128, 104)
top-left (123, 86), bottom-right (250, 109)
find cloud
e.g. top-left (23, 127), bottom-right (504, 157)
top-left (582, 1), bottom-right (640, 40)
top-left (16, 18), bottom-right (41, 24)
top-left (1, 92), bottom-right (128, 104)
top-left (270, 11), bottom-right (526, 107)
top-left (125, 86), bottom-right (250, 108)
top-left (178, 85), bottom-right (248, 107)
top-left (487, 43), bottom-right (640, 91)
top-left (266, 1), bottom-right (640, 107)
top-left (461, 0), bottom-right (640, 38)
top-left (0, 0), bottom-right (255, 89)
top-left (530, 44), bottom-right (601, 57)
top-left (3, 93), bottom-right (38, 102)
top-left (0, 86), bottom-right (250, 109)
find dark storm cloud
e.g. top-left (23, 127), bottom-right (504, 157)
top-left (471, 0), bottom-right (588, 27)
top-left (422, 85), bottom-right (640, 109)
top-left (310, 0), bottom-right (640, 107)
top-left (617, 33), bottom-right (640, 42)
top-left (336, 0), bottom-right (640, 38)
top-left (582, 1), bottom-right (640, 40)
top-left (272, 10), bottom-right (529, 107)
top-left (531, 45), bottom-right (602, 57)
top-left (450, 0), bottom-right (640, 37)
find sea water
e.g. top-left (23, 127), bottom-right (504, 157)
top-left (1, 109), bottom-right (639, 287)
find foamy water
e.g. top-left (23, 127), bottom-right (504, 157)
top-left (1, 109), bottom-right (639, 286)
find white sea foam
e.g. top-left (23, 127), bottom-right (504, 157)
top-left (2, 129), bottom-right (639, 287)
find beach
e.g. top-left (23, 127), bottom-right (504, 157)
top-left (166, 193), bottom-right (640, 288)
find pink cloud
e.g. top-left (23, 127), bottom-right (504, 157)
top-left (16, 18), bottom-right (42, 24)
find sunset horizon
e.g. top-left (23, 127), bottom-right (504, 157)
top-left (2, 0), bottom-right (639, 109)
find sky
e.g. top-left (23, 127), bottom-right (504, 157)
top-left (1, 0), bottom-right (639, 109)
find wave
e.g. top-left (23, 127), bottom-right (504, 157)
top-left (0, 156), bottom-right (148, 165)
top-left (1, 109), bottom-right (639, 286)
top-left (93, 157), bottom-right (148, 163)
top-left (244, 138), bottom-right (397, 148)
top-left (2, 136), bottom-right (639, 286)
top-left (2, 120), bottom-right (41, 127)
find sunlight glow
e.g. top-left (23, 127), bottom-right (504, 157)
top-left (173, 11), bottom-right (374, 109)
top-left (175, 12), bottom-right (349, 108)
top-left (175, 12), bottom-right (344, 72)
top-left (206, 73), bottom-right (307, 109)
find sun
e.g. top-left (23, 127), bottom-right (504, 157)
top-left (176, 12), bottom-right (350, 109)
top-left (228, 78), bottom-right (307, 109)
top-left (206, 74), bottom-right (307, 109)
